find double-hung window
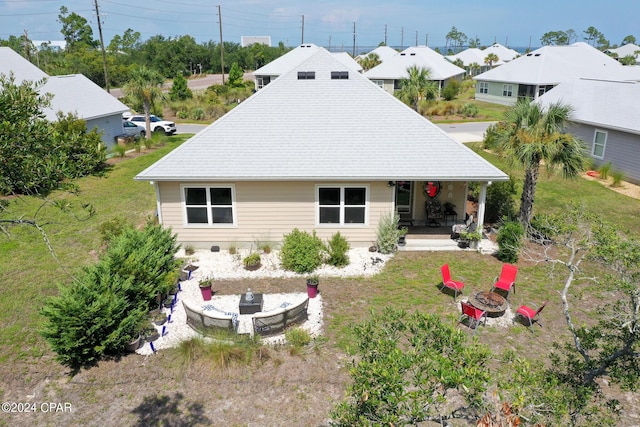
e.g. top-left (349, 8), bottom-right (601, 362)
top-left (502, 84), bottom-right (513, 97)
top-left (592, 130), bottom-right (607, 159)
top-left (318, 186), bottom-right (367, 225)
top-left (184, 186), bottom-right (235, 225)
top-left (479, 82), bottom-right (488, 94)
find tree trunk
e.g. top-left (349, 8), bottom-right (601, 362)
top-left (519, 162), bottom-right (540, 229)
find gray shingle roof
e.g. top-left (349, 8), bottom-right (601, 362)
top-left (0, 47), bottom-right (48, 83)
top-left (536, 78), bottom-right (640, 134)
top-left (253, 43), bottom-right (361, 77)
top-left (446, 48), bottom-right (505, 67)
top-left (474, 42), bottom-right (640, 85)
top-left (364, 45), bottom-right (465, 80)
top-left (137, 48), bottom-right (506, 183)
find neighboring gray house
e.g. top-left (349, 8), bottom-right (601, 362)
top-left (473, 42), bottom-right (640, 106)
top-left (0, 47), bottom-right (129, 149)
top-left (536, 78), bottom-right (640, 184)
top-left (136, 47), bottom-right (507, 250)
top-left (364, 45), bottom-right (465, 95)
top-left (253, 43), bottom-right (361, 90)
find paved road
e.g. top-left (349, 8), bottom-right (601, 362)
top-left (110, 73), bottom-right (255, 98)
top-left (176, 121), bottom-right (495, 142)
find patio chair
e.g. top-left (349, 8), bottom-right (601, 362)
top-left (515, 301), bottom-right (548, 329)
top-left (451, 214), bottom-right (474, 239)
top-left (490, 263), bottom-right (518, 300)
top-left (459, 301), bottom-right (487, 334)
top-left (440, 264), bottom-right (465, 301)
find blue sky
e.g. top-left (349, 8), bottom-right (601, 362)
top-left (1, 0), bottom-right (637, 52)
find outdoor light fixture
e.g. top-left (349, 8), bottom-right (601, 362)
top-left (387, 181), bottom-right (396, 187)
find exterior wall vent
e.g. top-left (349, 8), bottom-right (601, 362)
top-left (330, 71), bottom-right (349, 79)
top-left (297, 71), bottom-right (315, 80)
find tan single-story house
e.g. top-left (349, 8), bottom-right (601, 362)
top-left (135, 47), bottom-right (508, 249)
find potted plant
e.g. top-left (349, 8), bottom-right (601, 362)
top-left (153, 312), bottom-right (167, 326)
top-left (460, 230), bottom-right (482, 249)
top-left (179, 262), bottom-right (199, 281)
top-left (306, 275), bottom-right (319, 298)
top-left (141, 322), bottom-right (160, 343)
top-left (199, 277), bottom-right (213, 301)
top-left (397, 227), bottom-right (408, 246)
top-left (243, 252), bottom-right (261, 271)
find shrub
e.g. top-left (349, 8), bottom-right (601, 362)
top-left (286, 327), bottom-right (311, 350)
top-left (376, 212), bottom-right (401, 254)
top-left (243, 252), bottom-right (261, 267)
top-left (598, 162), bottom-right (612, 180)
top-left (280, 229), bottom-right (324, 274)
top-left (325, 232), bottom-right (350, 267)
top-left (460, 103), bottom-right (479, 118)
top-left (190, 107), bottom-right (205, 121)
top-left (112, 144), bottom-right (126, 158)
top-left (441, 81), bottom-right (460, 101)
top-left (485, 176), bottom-right (517, 224)
top-left (496, 220), bottom-right (524, 263)
top-left (610, 170), bottom-right (624, 187)
top-left (98, 216), bottom-right (130, 245)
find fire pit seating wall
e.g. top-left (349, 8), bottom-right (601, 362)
top-left (182, 299), bottom-right (237, 334)
top-left (252, 297), bottom-right (309, 336)
top-left (181, 296), bottom-right (310, 337)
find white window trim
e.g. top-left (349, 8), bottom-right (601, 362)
top-left (181, 184), bottom-right (237, 228)
top-left (479, 82), bottom-right (488, 94)
top-left (592, 129), bottom-right (608, 159)
top-left (371, 79), bottom-right (384, 89)
top-left (315, 184), bottom-right (369, 227)
top-left (502, 84), bottom-right (513, 97)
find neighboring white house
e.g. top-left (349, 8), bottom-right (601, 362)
top-left (355, 45), bottom-right (399, 63)
top-left (241, 36), bottom-right (271, 47)
top-left (136, 47), bottom-right (507, 250)
top-left (253, 43), bottom-right (361, 90)
top-left (0, 47), bottom-right (129, 150)
top-left (446, 48), bottom-right (505, 76)
top-left (473, 42), bottom-right (640, 106)
top-left (536, 78), bottom-right (640, 184)
top-left (364, 45), bottom-right (466, 95)
top-left (604, 43), bottom-right (640, 64)
top-left (482, 43), bottom-right (520, 62)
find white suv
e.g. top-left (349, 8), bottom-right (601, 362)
top-left (126, 114), bottom-right (176, 135)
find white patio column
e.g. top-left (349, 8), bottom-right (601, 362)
top-left (476, 181), bottom-right (489, 231)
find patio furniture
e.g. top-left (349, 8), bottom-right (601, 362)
top-left (491, 263), bottom-right (518, 300)
top-left (451, 214), bottom-right (474, 239)
top-left (459, 301), bottom-right (487, 334)
top-left (252, 297), bottom-right (309, 336)
top-left (515, 301), bottom-right (548, 329)
top-left (439, 264), bottom-right (465, 301)
top-left (468, 291), bottom-right (508, 316)
top-left (425, 200), bottom-right (443, 227)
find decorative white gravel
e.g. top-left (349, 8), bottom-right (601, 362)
top-left (136, 248), bottom-right (394, 355)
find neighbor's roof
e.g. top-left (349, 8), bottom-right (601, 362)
top-left (483, 43), bottom-right (520, 62)
top-left (474, 42), bottom-right (640, 85)
top-left (253, 43), bottom-right (361, 76)
top-left (356, 45), bottom-right (399, 63)
top-left (446, 48), bottom-right (505, 67)
top-left (536, 78), bottom-right (640, 135)
top-left (364, 45), bottom-right (465, 80)
top-left (0, 46), bottom-right (48, 83)
top-left (136, 47), bottom-right (507, 182)
top-left (240, 36), bottom-right (271, 47)
top-left (41, 74), bottom-right (129, 121)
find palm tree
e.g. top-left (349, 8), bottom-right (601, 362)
top-left (395, 65), bottom-right (438, 111)
top-left (357, 53), bottom-right (381, 71)
top-left (484, 53), bottom-right (499, 68)
top-left (123, 66), bottom-right (165, 139)
top-left (493, 99), bottom-right (587, 229)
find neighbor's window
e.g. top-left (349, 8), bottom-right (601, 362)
top-left (592, 130), bottom-right (607, 159)
top-left (502, 84), bottom-right (513, 97)
top-left (479, 82), bottom-right (488, 94)
top-left (184, 186), bottom-right (235, 225)
top-left (318, 186), bottom-right (367, 225)
top-left (371, 79), bottom-right (384, 89)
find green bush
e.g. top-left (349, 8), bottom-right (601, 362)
top-left (485, 176), bottom-right (517, 224)
top-left (461, 103), bottom-right (479, 117)
top-left (285, 327), bottom-right (311, 349)
top-left (598, 162), bottom-right (612, 179)
top-left (190, 107), bottom-right (205, 121)
top-left (611, 170), bottom-right (624, 187)
top-left (376, 212), bottom-right (401, 254)
top-left (112, 144), bottom-right (126, 158)
top-left (41, 224), bottom-right (180, 369)
top-left (98, 216), bottom-right (131, 245)
top-left (496, 220), bottom-right (524, 263)
top-left (441, 81), bottom-right (460, 101)
top-left (280, 228), bottom-right (324, 273)
top-left (325, 232), bottom-right (350, 267)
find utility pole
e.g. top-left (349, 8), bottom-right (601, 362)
top-left (93, 0), bottom-right (110, 92)
top-left (328, 35), bottom-right (331, 52)
top-left (218, 5), bottom-right (225, 84)
top-left (400, 27), bottom-right (404, 50)
top-left (425, 33), bottom-right (428, 47)
top-left (352, 22), bottom-right (356, 57)
top-left (415, 30), bottom-right (418, 46)
top-left (384, 24), bottom-right (387, 46)
top-left (301, 15), bottom-right (304, 44)
top-left (23, 29), bottom-right (31, 61)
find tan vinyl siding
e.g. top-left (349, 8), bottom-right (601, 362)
top-left (157, 181), bottom-right (394, 248)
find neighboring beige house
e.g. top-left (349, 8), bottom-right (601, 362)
top-left (136, 47), bottom-right (507, 249)
top-left (473, 42), bottom-right (640, 106)
top-left (364, 45), bottom-right (465, 95)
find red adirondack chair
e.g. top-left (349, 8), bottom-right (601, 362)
top-left (491, 263), bottom-right (518, 300)
top-left (516, 301), bottom-right (548, 329)
top-left (460, 301), bottom-right (487, 334)
top-left (440, 264), bottom-right (465, 301)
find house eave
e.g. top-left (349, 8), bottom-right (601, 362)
top-left (135, 174), bottom-right (509, 182)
